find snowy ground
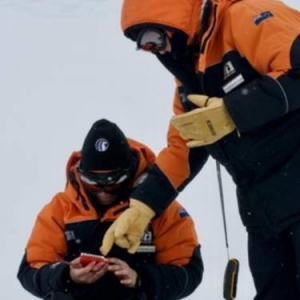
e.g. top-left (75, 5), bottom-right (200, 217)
top-left (1, 1), bottom-right (299, 299)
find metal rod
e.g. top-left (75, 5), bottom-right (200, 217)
top-left (216, 161), bottom-right (230, 260)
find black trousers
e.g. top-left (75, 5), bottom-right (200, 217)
top-left (248, 221), bottom-right (300, 300)
top-left (44, 291), bottom-right (147, 300)
top-left (44, 292), bottom-right (75, 300)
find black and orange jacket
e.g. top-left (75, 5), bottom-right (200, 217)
top-left (121, 0), bottom-right (300, 236)
top-left (17, 138), bottom-right (203, 300)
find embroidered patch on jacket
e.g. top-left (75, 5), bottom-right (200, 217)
top-left (223, 61), bottom-right (236, 80)
top-left (137, 228), bottom-right (156, 253)
top-left (65, 230), bottom-right (76, 241)
top-left (141, 229), bottom-right (153, 245)
top-left (253, 11), bottom-right (273, 25)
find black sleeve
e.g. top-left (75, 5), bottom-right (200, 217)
top-left (137, 246), bottom-right (203, 300)
top-left (131, 147), bottom-right (209, 215)
top-left (225, 35), bottom-right (300, 133)
top-left (131, 164), bottom-right (179, 215)
top-left (17, 253), bottom-right (71, 298)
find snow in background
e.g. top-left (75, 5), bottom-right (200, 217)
top-left (1, 0), bottom-right (299, 299)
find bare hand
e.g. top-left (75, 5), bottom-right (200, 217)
top-left (69, 257), bottom-right (108, 284)
top-left (107, 257), bottom-right (138, 288)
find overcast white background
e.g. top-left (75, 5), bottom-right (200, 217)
top-left (1, 0), bottom-right (299, 299)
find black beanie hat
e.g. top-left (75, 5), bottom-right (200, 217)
top-left (80, 119), bottom-right (132, 171)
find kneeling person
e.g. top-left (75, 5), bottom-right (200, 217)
top-left (17, 119), bottom-right (203, 300)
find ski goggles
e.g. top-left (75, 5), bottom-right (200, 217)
top-left (78, 167), bottom-right (130, 187)
top-left (136, 28), bottom-right (168, 53)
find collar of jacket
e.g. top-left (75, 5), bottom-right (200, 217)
top-left (198, 0), bottom-right (241, 72)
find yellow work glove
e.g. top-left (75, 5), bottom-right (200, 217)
top-left (171, 95), bottom-right (236, 147)
top-left (100, 199), bottom-right (155, 255)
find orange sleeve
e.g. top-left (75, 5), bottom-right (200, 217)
top-left (156, 87), bottom-right (208, 189)
top-left (26, 194), bottom-right (67, 268)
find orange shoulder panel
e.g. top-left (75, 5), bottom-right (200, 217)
top-left (26, 190), bottom-right (100, 269)
top-left (128, 138), bottom-right (156, 165)
top-left (26, 195), bottom-right (68, 268)
top-left (152, 200), bottom-right (199, 265)
top-left (223, 0), bottom-right (300, 78)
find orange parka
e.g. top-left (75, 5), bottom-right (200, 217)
top-left (121, 0), bottom-right (300, 236)
top-left (17, 139), bottom-right (203, 300)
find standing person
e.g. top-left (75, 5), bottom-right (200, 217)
top-left (17, 119), bottom-right (203, 300)
top-left (100, 0), bottom-right (300, 299)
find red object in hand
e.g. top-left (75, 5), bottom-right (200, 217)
top-left (79, 252), bottom-right (107, 266)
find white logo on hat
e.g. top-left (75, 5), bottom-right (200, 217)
top-left (95, 138), bottom-right (109, 152)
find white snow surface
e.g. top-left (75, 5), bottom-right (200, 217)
top-left (1, 1), bottom-right (299, 299)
